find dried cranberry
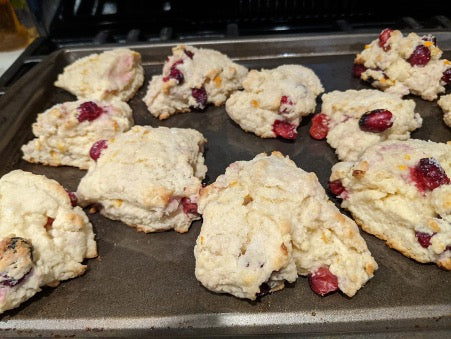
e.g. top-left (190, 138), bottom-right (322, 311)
top-left (378, 28), bottom-right (393, 51)
top-left (442, 68), bottom-right (451, 84)
top-left (272, 120), bottom-right (297, 140)
top-left (329, 180), bottom-right (346, 197)
top-left (181, 197), bottom-right (198, 215)
top-left (410, 158), bottom-right (450, 192)
top-left (352, 63), bottom-right (367, 78)
top-left (309, 113), bottom-right (330, 140)
top-left (163, 59), bottom-right (184, 84)
top-left (415, 231), bottom-right (435, 248)
top-left (65, 189), bottom-right (78, 207)
top-left (308, 267), bottom-right (339, 296)
top-left (421, 34), bottom-right (437, 46)
top-left (358, 109), bottom-right (393, 133)
top-left (279, 95), bottom-right (294, 114)
top-left (0, 237), bottom-right (33, 287)
top-left (77, 101), bottom-right (104, 122)
top-left (408, 45), bottom-right (431, 67)
top-left (89, 140), bottom-right (108, 161)
top-left (256, 282), bottom-right (271, 298)
top-left (191, 87), bottom-right (208, 109)
top-left (184, 50), bottom-right (194, 59)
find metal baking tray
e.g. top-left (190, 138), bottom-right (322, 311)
top-left (0, 33), bottom-right (450, 337)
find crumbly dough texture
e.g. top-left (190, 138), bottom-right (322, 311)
top-left (330, 139), bottom-right (451, 269)
top-left (143, 45), bottom-right (248, 119)
top-left (355, 30), bottom-right (449, 101)
top-left (195, 152), bottom-right (377, 300)
top-left (21, 99), bottom-right (133, 169)
top-left (55, 48), bottom-right (144, 101)
top-left (226, 65), bottom-right (324, 138)
top-left (321, 89), bottom-right (422, 161)
top-left (77, 125), bottom-right (207, 233)
top-left (0, 170), bottom-right (97, 314)
top-left (437, 94), bottom-right (451, 127)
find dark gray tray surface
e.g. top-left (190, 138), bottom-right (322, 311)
top-left (0, 33), bottom-right (450, 336)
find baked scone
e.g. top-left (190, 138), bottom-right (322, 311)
top-left (226, 65), bottom-right (324, 139)
top-left (55, 48), bottom-right (144, 101)
top-left (353, 29), bottom-right (450, 101)
top-left (21, 100), bottom-right (133, 169)
top-left (77, 125), bottom-right (207, 233)
top-left (437, 94), bottom-right (451, 127)
top-left (310, 89), bottom-right (422, 161)
top-left (329, 139), bottom-right (451, 269)
top-left (143, 44), bottom-right (248, 119)
top-left (195, 152), bottom-right (377, 300)
top-left (0, 170), bottom-right (97, 314)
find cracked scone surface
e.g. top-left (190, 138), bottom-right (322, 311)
top-left (77, 125), bottom-right (207, 233)
top-left (195, 152), bottom-right (377, 300)
top-left (226, 65), bottom-right (324, 139)
top-left (437, 94), bottom-right (451, 127)
top-left (321, 89), bottom-right (422, 161)
top-left (55, 48), bottom-right (144, 101)
top-left (21, 100), bottom-right (133, 169)
top-left (143, 45), bottom-right (248, 119)
top-left (0, 170), bottom-right (97, 314)
top-left (330, 139), bottom-right (451, 269)
top-left (354, 29), bottom-right (450, 101)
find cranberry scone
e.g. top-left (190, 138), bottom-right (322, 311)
top-left (310, 89), bottom-right (422, 161)
top-left (55, 48), bottom-right (144, 101)
top-left (21, 100), bottom-right (133, 169)
top-left (437, 94), bottom-right (451, 127)
top-left (143, 44), bottom-right (248, 119)
top-left (329, 139), bottom-right (451, 269)
top-left (225, 65), bottom-right (324, 140)
top-left (77, 125), bottom-right (207, 233)
top-left (195, 152), bottom-right (377, 300)
top-left (0, 170), bottom-right (97, 314)
top-left (353, 29), bottom-right (450, 101)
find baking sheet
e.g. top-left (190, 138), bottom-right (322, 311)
top-left (0, 33), bottom-right (450, 337)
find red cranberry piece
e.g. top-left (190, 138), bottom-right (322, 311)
top-left (408, 45), bottom-right (431, 67)
top-left (163, 59), bottom-right (184, 84)
top-left (352, 63), bottom-right (367, 78)
top-left (181, 197), bottom-right (198, 215)
top-left (65, 189), bottom-right (78, 207)
top-left (89, 140), bottom-right (108, 161)
top-left (329, 180), bottom-right (346, 197)
top-left (421, 34), bottom-right (437, 46)
top-left (442, 68), bottom-right (451, 84)
top-left (308, 267), bottom-right (339, 296)
top-left (358, 109), bottom-right (393, 133)
top-left (256, 282), bottom-right (271, 298)
top-left (184, 50), bottom-right (194, 59)
top-left (272, 120), bottom-right (297, 140)
top-left (309, 113), bottom-right (330, 140)
top-left (0, 237), bottom-right (33, 287)
top-left (279, 95), bottom-right (294, 114)
top-left (77, 101), bottom-right (104, 122)
top-left (378, 28), bottom-right (393, 51)
top-left (415, 231), bottom-right (435, 248)
top-left (191, 87), bottom-right (208, 109)
top-left (410, 158), bottom-right (450, 192)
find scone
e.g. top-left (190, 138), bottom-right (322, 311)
top-left (76, 125), bottom-right (207, 233)
top-left (0, 170), bottom-right (97, 314)
top-left (21, 100), bottom-right (133, 169)
top-left (353, 29), bottom-right (450, 101)
top-left (437, 94), bottom-right (451, 127)
top-left (226, 65), bottom-right (324, 139)
top-left (143, 44), bottom-right (248, 119)
top-left (195, 152), bottom-right (377, 300)
top-left (329, 139), bottom-right (451, 269)
top-left (310, 89), bottom-right (422, 161)
top-left (55, 48), bottom-right (144, 101)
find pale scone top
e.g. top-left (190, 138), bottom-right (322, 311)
top-left (437, 94), bottom-right (451, 127)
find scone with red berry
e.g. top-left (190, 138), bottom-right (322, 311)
top-left (225, 65), bottom-right (324, 140)
top-left (143, 45), bottom-right (248, 119)
top-left (55, 48), bottom-right (144, 101)
top-left (330, 139), bottom-right (451, 269)
top-left (353, 29), bottom-right (450, 101)
top-left (76, 125), bottom-right (207, 233)
top-left (21, 100), bottom-right (133, 169)
top-left (310, 89), bottom-right (422, 161)
top-left (437, 94), bottom-right (451, 127)
top-left (195, 152), bottom-right (377, 300)
top-left (0, 170), bottom-right (97, 314)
